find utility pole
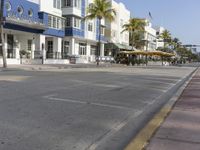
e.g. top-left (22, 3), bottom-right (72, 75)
top-left (0, 0), bottom-right (7, 68)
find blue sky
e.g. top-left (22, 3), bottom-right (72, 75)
top-left (115, 0), bottom-right (200, 45)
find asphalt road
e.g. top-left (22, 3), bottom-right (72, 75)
top-left (0, 66), bottom-right (196, 150)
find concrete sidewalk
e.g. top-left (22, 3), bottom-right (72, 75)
top-left (0, 63), bottom-right (123, 71)
top-left (146, 68), bottom-right (200, 150)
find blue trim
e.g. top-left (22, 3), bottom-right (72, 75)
top-left (65, 28), bottom-right (84, 37)
top-left (40, 12), bottom-right (65, 37)
top-left (4, 23), bottom-right (43, 33)
top-left (3, 0), bottom-right (64, 37)
top-left (4, 0), bottom-right (41, 23)
top-left (81, 0), bottom-right (85, 37)
top-left (96, 19), bottom-right (106, 42)
top-left (43, 28), bottom-right (65, 37)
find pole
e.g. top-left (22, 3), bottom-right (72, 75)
top-left (0, 0), bottom-right (7, 68)
top-left (145, 40), bottom-right (148, 66)
top-left (97, 18), bottom-right (101, 66)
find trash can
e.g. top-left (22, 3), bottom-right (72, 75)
top-left (70, 56), bottom-right (76, 64)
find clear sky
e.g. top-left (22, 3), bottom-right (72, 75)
top-left (115, 0), bottom-right (200, 45)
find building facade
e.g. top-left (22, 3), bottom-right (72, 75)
top-left (61, 0), bottom-right (106, 63)
top-left (0, 0), bottom-right (129, 64)
top-left (155, 26), bottom-right (165, 49)
top-left (142, 20), bottom-right (157, 51)
top-left (0, 0), bottom-right (67, 64)
top-left (104, 0), bottom-right (131, 56)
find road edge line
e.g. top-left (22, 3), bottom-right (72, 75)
top-left (124, 68), bottom-right (198, 150)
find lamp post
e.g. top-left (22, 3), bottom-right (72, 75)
top-left (142, 39), bottom-right (148, 66)
top-left (0, 0), bottom-right (7, 68)
top-left (145, 40), bottom-right (148, 66)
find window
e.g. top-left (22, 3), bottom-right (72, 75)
top-left (54, 0), bottom-right (61, 9)
top-left (48, 15), bottom-right (65, 29)
top-left (88, 22), bottom-right (93, 32)
top-left (27, 40), bottom-right (32, 51)
top-left (74, 18), bottom-right (80, 28)
top-left (47, 41), bottom-right (53, 58)
top-left (53, 17), bottom-right (56, 28)
top-left (57, 0), bottom-right (61, 9)
top-left (62, 19), bottom-right (65, 30)
top-left (17, 6), bottom-right (23, 15)
top-left (90, 45), bottom-right (97, 55)
top-left (79, 43), bottom-right (86, 55)
top-left (28, 9), bottom-right (33, 17)
top-left (63, 0), bottom-right (72, 7)
top-left (62, 41), bottom-right (70, 58)
top-left (74, 0), bottom-right (77, 7)
top-left (7, 34), bottom-right (14, 58)
top-left (5, 2), bottom-right (11, 12)
top-left (53, 0), bottom-right (57, 8)
top-left (66, 17), bottom-right (71, 27)
top-left (48, 16), bottom-right (52, 27)
top-left (57, 18), bottom-right (61, 29)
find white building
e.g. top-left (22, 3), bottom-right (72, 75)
top-left (154, 26), bottom-right (165, 49)
top-left (104, 0), bottom-right (131, 56)
top-left (0, 0), bottom-right (129, 64)
top-left (142, 20), bottom-right (157, 51)
top-left (1, 0), bottom-right (66, 65)
top-left (61, 0), bottom-right (106, 63)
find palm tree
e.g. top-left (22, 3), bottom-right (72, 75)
top-left (172, 38), bottom-right (182, 50)
top-left (159, 30), bottom-right (172, 48)
top-left (0, 1), bottom-right (7, 68)
top-left (131, 31), bottom-right (145, 49)
top-left (85, 0), bottom-right (116, 66)
top-left (122, 18), bottom-right (146, 50)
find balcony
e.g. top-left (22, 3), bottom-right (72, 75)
top-left (5, 11), bottom-right (46, 30)
top-left (62, 7), bottom-right (82, 18)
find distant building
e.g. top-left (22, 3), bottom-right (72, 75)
top-left (184, 45), bottom-right (200, 54)
top-left (142, 20), bottom-right (157, 51)
top-left (154, 26), bottom-right (165, 49)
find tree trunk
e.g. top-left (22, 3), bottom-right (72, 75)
top-left (0, 24), bottom-right (7, 68)
top-left (97, 18), bottom-right (102, 66)
top-left (0, 0), bottom-right (7, 68)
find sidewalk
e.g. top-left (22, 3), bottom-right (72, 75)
top-left (0, 63), bottom-right (123, 71)
top-left (146, 68), bottom-right (200, 150)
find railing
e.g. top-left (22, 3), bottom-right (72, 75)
top-left (46, 52), bottom-right (62, 59)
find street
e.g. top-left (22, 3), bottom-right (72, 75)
top-left (0, 66), bottom-right (196, 150)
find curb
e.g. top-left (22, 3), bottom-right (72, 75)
top-left (124, 67), bottom-right (198, 150)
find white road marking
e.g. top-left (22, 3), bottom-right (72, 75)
top-left (0, 76), bottom-right (31, 82)
top-left (43, 95), bottom-right (131, 110)
top-left (71, 79), bottom-right (121, 88)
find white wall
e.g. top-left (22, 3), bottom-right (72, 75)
top-left (27, 0), bottom-right (39, 4)
top-left (106, 0), bottom-right (130, 46)
top-left (155, 26), bottom-right (165, 49)
top-left (39, 0), bottom-right (62, 17)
